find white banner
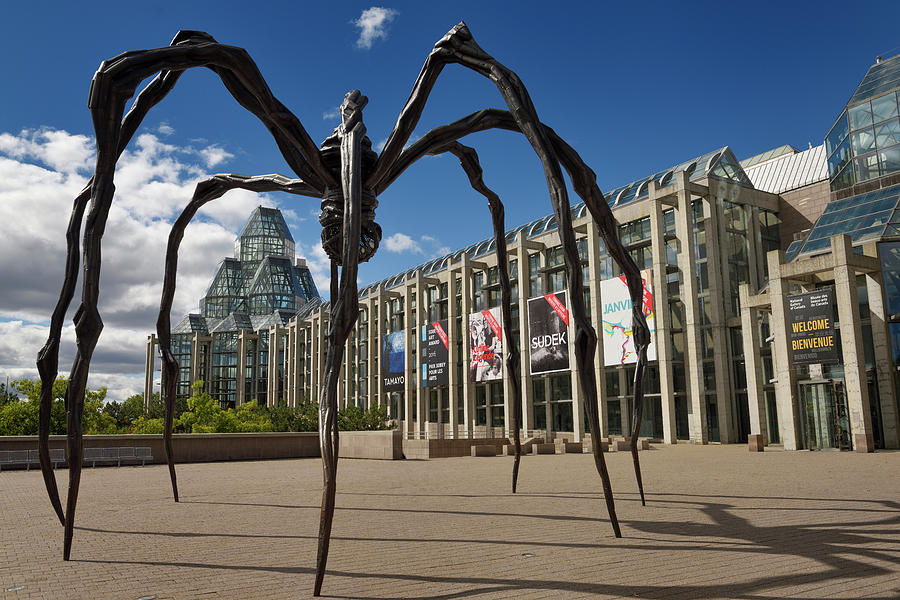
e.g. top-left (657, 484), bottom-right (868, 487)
top-left (600, 270), bottom-right (657, 366)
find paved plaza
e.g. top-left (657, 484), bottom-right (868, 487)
top-left (1, 444), bottom-right (898, 599)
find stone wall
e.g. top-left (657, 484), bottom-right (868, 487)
top-left (0, 430), bottom-right (405, 464)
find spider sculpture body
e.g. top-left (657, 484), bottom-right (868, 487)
top-left (36, 23), bottom-right (651, 596)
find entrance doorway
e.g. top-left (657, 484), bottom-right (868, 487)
top-left (799, 381), bottom-right (851, 450)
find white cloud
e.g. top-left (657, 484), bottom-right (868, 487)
top-left (0, 127), bottom-right (302, 401)
top-left (322, 106), bottom-right (341, 121)
top-left (353, 7), bottom-right (398, 50)
top-left (198, 144), bottom-right (234, 168)
top-left (0, 128), bottom-right (94, 174)
top-left (384, 232), bottom-right (422, 254)
top-left (157, 122), bottom-right (175, 136)
top-left (383, 233), bottom-right (452, 258)
top-left (374, 137), bottom-right (388, 153)
top-left (297, 239), bottom-right (332, 295)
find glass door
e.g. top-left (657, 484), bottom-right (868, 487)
top-left (799, 381), bottom-right (850, 450)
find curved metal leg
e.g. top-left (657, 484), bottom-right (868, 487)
top-left (381, 107), bottom-right (651, 512)
top-left (314, 91), bottom-right (366, 597)
top-left (156, 174), bottom-right (319, 502)
top-left (430, 141), bottom-right (523, 492)
top-left (369, 21), bottom-right (627, 534)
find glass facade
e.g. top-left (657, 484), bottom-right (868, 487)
top-left (826, 55), bottom-right (900, 191)
top-left (166, 207), bottom-right (321, 404)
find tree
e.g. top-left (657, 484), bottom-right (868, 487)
top-left (266, 399), bottom-right (318, 432)
top-left (103, 393), bottom-right (149, 429)
top-left (0, 378), bottom-right (110, 436)
top-left (176, 381), bottom-right (274, 433)
top-left (0, 381), bottom-right (17, 407)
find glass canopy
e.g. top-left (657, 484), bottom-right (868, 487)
top-left (787, 183), bottom-right (900, 260)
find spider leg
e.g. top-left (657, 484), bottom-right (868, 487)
top-left (373, 21), bottom-right (629, 530)
top-left (57, 31), bottom-right (335, 561)
top-left (427, 141), bottom-right (524, 492)
top-left (315, 90), bottom-right (367, 597)
top-left (156, 174), bottom-right (320, 503)
top-left (381, 106), bottom-right (652, 528)
top-left (36, 67), bottom-right (185, 527)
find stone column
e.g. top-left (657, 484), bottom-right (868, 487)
top-left (310, 315), bottom-right (319, 406)
top-left (236, 331), bottom-right (248, 406)
top-left (375, 291), bottom-right (386, 416)
top-left (514, 234), bottom-right (535, 436)
top-left (403, 283), bottom-right (415, 439)
top-left (447, 268), bottom-right (460, 439)
top-left (739, 285), bottom-right (767, 444)
top-left (413, 272), bottom-right (426, 438)
top-left (460, 256), bottom-right (475, 439)
top-left (584, 221), bottom-right (608, 440)
top-left (267, 325), bottom-right (282, 407)
top-left (144, 334), bottom-right (156, 411)
top-left (567, 287), bottom-right (585, 443)
top-left (648, 185), bottom-right (676, 443)
top-left (705, 179), bottom-right (735, 442)
top-left (832, 235), bottom-right (874, 452)
top-left (768, 249), bottom-right (801, 449)
top-left (674, 172), bottom-right (707, 443)
top-left (865, 262), bottom-right (899, 448)
top-left (190, 332), bottom-right (202, 387)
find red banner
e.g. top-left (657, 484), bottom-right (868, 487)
top-left (481, 309), bottom-right (502, 340)
top-left (543, 293), bottom-right (569, 326)
top-left (433, 321), bottom-right (449, 349)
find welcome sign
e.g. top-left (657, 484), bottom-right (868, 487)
top-left (787, 288), bottom-right (838, 365)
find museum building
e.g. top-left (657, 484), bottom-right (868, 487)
top-left (145, 55), bottom-right (900, 452)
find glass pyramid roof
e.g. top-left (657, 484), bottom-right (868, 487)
top-left (787, 182), bottom-right (900, 261)
top-left (848, 54), bottom-right (900, 108)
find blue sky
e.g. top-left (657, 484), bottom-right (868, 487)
top-left (1, 1), bottom-right (898, 399)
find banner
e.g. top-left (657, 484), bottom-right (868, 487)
top-left (422, 320), bottom-right (450, 387)
top-left (600, 270), bottom-right (657, 366)
top-left (788, 288), bottom-right (838, 364)
top-left (381, 331), bottom-right (405, 391)
top-left (528, 291), bottom-right (570, 374)
top-left (469, 307), bottom-right (503, 382)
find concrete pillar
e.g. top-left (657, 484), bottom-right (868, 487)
top-left (739, 285), bottom-right (767, 444)
top-left (618, 368), bottom-right (629, 435)
top-left (375, 291), bottom-right (385, 416)
top-left (648, 186), bottom-right (676, 443)
top-left (832, 235), bottom-right (874, 452)
top-left (310, 315), bottom-right (319, 405)
top-left (144, 334), bottom-right (157, 411)
top-left (266, 325), bottom-right (283, 407)
top-left (674, 172), bottom-right (707, 443)
top-left (190, 332), bottom-right (202, 386)
top-left (448, 268), bottom-right (461, 439)
top-left (403, 283), bottom-right (415, 439)
top-left (768, 249), bottom-right (802, 449)
top-left (704, 180), bottom-right (734, 442)
top-left (460, 257), bottom-right (475, 438)
top-left (865, 264), bottom-right (900, 448)
top-left (236, 331), bottom-right (248, 406)
top-left (566, 286), bottom-right (585, 442)
top-left (583, 222), bottom-right (608, 440)
top-left (515, 234), bottom-right (535, 436)
top-left (413, 272), bottom-right (426, 438)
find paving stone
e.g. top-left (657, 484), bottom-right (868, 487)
top-left (0, 444), bottom-right (897, 598)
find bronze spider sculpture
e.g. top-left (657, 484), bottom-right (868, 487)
top-left (36, 23), bottom-right (651, 595)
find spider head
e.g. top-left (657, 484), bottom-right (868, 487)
top-left (318, 130), bottom-right (381, 265)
